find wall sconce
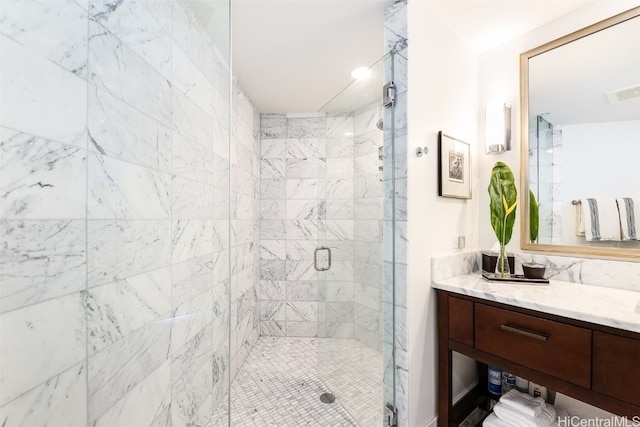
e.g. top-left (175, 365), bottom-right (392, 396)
top-left (485, 103), bottom-right (511, 154)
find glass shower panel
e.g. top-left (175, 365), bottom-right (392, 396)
top-left (317, 53), bottom-right (395, 426)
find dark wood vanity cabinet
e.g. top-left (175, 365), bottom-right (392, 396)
top-left (437, 290), bottom-right (640, 427)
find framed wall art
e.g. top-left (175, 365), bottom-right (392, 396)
top-left (438, 131), bottom-right (471, 199)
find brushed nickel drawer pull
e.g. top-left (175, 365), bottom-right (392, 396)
top-left (501, 324), bottom-right (549, 342)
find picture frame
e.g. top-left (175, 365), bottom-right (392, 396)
top-left (438, 131), bottom-right (471, 199)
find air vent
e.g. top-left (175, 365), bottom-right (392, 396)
top-left (605, 84), bottom-right (640, 104)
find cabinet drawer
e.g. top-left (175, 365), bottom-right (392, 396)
top-left (593, 332), bottom-right (640, 407)
top-left (475, 303), bottom-right (592, 388)
top-left (448, 296), bottom-right (473, 346)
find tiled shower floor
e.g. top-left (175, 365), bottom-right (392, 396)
top-left (211, 337), bottom-right (382, 426)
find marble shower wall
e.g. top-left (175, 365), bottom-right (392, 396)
top-left (0, 0), bottom-right (260, 425)
top-left (259, 110), bottom-right (383, 347)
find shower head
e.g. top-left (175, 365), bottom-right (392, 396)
top-left (376, 119), bottom-right (384, 130)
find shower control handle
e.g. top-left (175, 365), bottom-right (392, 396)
top-left (313, 247), bottom-right (331, 271)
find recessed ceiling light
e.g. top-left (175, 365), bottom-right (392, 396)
top-left (350, 66), bottom-right (371, 80)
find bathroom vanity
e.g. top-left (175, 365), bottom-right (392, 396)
top-left (433, 274), bottom-right (640, 427)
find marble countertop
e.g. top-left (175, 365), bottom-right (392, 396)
top-left (432, 273), bottom-right (640, 334)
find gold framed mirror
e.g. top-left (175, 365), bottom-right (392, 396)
top-left (520, 6), bottom-right (640, 260)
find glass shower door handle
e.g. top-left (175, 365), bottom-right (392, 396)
top-left (313, 246), bottom-right (331, 271)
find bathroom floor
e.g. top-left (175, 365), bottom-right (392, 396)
top-left (210, 337), bottom-right (382, 426)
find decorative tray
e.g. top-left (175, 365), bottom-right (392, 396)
top-left (481, 272), bottom-right (549, 285)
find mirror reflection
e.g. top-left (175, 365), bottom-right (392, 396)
top-left (524, 8), bottom-right (640, 254)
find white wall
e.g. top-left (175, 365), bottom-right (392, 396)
top-left (559, 120), bottom-right (640, 245)
top-left (407, 4), bottom-right (480, 425)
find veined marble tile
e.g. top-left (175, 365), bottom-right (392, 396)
top-left (326, 282), bottom-right (353, 302)
top-left (286, 158), bottom-right (325, 179)
top-left (285, 260), bottom-right (317, 281)
top-left (172, 131), bottom-right (214, 184)
top-left (0, 220), bottom-right (86, 313)
top-left (326, 158), bottom-right (354, 179)
top-left (260, 239), bottom-right (285, 261)
top-left (285, 220), bottom-right (319, 240)
top-left (326, 137), bottom-right (354, 158)
top-left (171, 356), bottom-right (213, 427)
top-left (259, 280), bottom-right (286, 301)
top-left (320, 220), bottom-right (354, 240)
top-left (287, 179), bottom-right (318, 199)
top-left (260, 199), bottom-right (285, 220)
top-left (260, 116), bottom-right (287, 139)
top-left (326, 115), bottom-right (353, 138)
top-left (0, 0), bottom-right (87, 76)
top-left (285, 239), bottom-right (316, 261)
top-left (287, 138), bottom-right (326, 159)
top-left (171, 177), bottom-right (214, 220)
top-left (260, 260), bottom-right (285, 281)
top-left (261, 179), bottom-right (286, 200)
top-left (170, 290), bottom-right (214, 356)
top-left (285, 301), bottom-right (317, 322)
top-left (323, 178), bottom-right (352, 199)
top-left (260, 220), bottom-right (285, 240)
top-left (355, 152), bottom-right (380, 177)
top-left (261, 300), bottom-right (285, 321)
top-left (287, 117), bottom-right (325, 138)
top-left (326, 199), bottom-right (354, 220)
top-left (354, 241), bottom-right (382, 265)
top-left (286, 281), bottom-right (318, 301)
top-left (0, 362), bottom-right (86, 427)
top-left (171, 255), bottom-right (214, 309)
top-left (171, 0), bottom-right (215, 81)
top-left (88, 21), bottom-right (171, 123)
top-left (354, 283), bottom-right (380, 311)
top-left (260, 138), bottom-right (287, 159)
top-left (0, 129), bottom-right (85, 219)
top-left (172, 220), bottom-right (214, 263)
top-left (89, 0), bottom-right (171, 80)
top-left (355, 219), bottom-right (382, 243)
top-left (286, 321), bottom-right (318, 337)
top-left (88, 87), bottom-right (171, 171)
top-left (260, 158), bottom-right (285, 180)
top-left (384, 0), bottom-right (408, 54)
top-left (0, 293), bottom-right (86, 406)
top-left (171, 322), bottom-right (214, 392)
top-left (0, 35), bottom-right (87, 148)
top-left (172, 41), bottom-right (213, 115)
top-left (86, 267), bottom-right (171, 354)
top-left (87, 220), bottom-right (172, 288)
top-left (326, 302), bottom-right (353, 323)
top-left (260, 320), bottom-right (285, 336)
top-left (88, 319), bottom-right (170, 423)
top-left (321, 261), bottom-right (354, 282)
top-left (355, 197), bottom-right (382, 220)
top-left (286, 199), bottom-right (321, 220)
top-left (88, 153), bottom-right (171, 219)
top-left (93, 360), bottom-right (170, 427)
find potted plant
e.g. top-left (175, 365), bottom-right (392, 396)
top-left (522, 189), bottom-right (546, 279)
top-left (488, 162), bottom-right (517, 278)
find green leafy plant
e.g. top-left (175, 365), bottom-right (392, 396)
top-left (529, 189), bottom-right (539, 243)
top-left (488, 162), bottom-right (518, 277)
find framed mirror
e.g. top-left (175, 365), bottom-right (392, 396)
top-left (520, 6), bottom-right (640, 260)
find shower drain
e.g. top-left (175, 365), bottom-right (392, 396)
top-left (319, 392), bottom-right (336, 404)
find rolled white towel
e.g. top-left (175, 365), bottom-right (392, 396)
top-left (616, 197), bottom-right (639, 240)
top-left (493, 401), bottom-right (557, 427)
top-left (483, 412), bottom-right (512, 427)
top-left (500, 389), bottom-right (546, 418)
top-left (580, 198), bottom-right (621, 241)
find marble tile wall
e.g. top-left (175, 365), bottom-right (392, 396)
top-left (259, 109), bottom-right (385, 345)
top-left (0, 1), bottom-right (259, 426)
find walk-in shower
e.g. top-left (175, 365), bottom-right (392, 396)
top-left (0, 1), bottom-right (397, 425)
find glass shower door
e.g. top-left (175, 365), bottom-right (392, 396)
top-left (316, 52), bottom-right (395, 426)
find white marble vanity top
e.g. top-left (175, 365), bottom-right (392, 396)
top-left (432, 273), bottom-right (640, 334)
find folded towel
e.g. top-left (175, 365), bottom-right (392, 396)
top-left (483, 413), bottom-right (512, 427)
top-left (493, 401), bottom-right (557, 427)
top-left (616, 197), bottom-right (639, 240)
top-left (580, 198), bottom-right (621, 241)
top-left (500, 389), bottom-right (546, 418)
top-left (575, 202), bottom-right (585, 236)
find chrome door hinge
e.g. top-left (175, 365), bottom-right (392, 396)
top-left (383, 82), bottom-right (396, 107)
top-left (385, 404), bottom-right (397, 427)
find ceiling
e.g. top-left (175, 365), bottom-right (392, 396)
top-left (190, 0), bottom-right (628, 114)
